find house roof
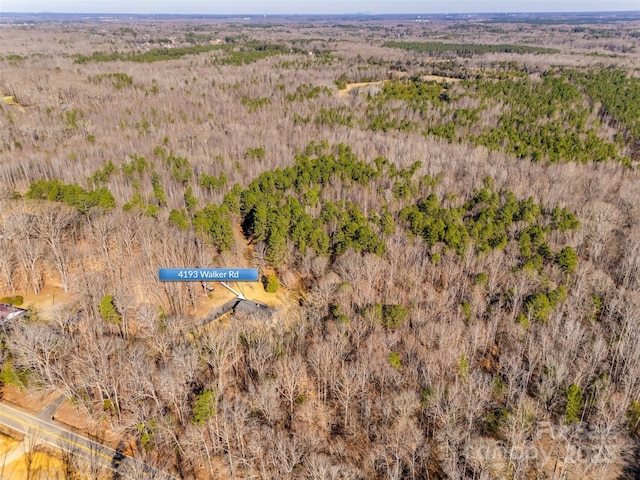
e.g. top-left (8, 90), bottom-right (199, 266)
top-left (0, 303), bottom-right (27, 325)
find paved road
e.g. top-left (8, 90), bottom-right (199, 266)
top-left (0, 402), bottom-right (175, 479)
top-left (37, 394), bottom-right (66, 421)
top-left (0, 296), bottom-right (272, 477)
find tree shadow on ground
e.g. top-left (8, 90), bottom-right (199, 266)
top-left (617, 441), bottom-right (640, 480)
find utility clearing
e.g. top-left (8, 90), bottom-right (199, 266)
top-left (339, 74), bottom-right (460, 95)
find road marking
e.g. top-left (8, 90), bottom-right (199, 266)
top-left (0, 408), bottom-right (114, 462)
top-left (0, 404), bottom-right (177, 479)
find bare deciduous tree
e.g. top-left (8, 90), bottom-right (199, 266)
top-left (33, 204), bottom-right (78, 291)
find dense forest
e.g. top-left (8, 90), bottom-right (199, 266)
top-left (1, 12), bottom-right (640, 479)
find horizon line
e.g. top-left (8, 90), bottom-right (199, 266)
top-left (2, 10), bottom-right (640, 15)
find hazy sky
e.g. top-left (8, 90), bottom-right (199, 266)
top-left (2, 0), bottom-right (639, 14)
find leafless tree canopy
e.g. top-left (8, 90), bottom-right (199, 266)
top-left (0, 12), bottom-right (640, 480)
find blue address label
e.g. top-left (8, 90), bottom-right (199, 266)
top-left (159, 268), bottom-right (259, 282)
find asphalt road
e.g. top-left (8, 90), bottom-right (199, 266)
top-left (0, 297), bottom-right (272, 477)
top-left (0, 402), bottom-right (175, 479)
